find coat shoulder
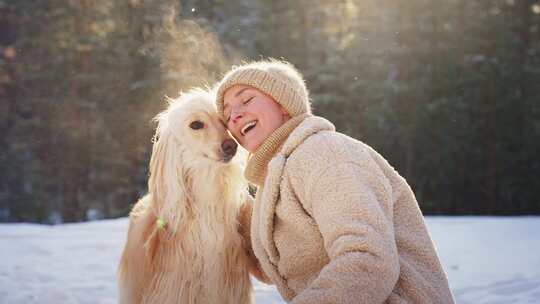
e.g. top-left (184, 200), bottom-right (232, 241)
top-left (287, 130), bottom-right (371, 168)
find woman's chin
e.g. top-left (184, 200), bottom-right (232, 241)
top-left (244, 144), bottom-right (258, 153)
top-left (243, 137), bottom-right (262, 153)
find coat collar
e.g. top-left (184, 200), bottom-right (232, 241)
top-left (276, 116), bottom-right (335, 158)
top-left (245, 114), bottom-right (311, 186)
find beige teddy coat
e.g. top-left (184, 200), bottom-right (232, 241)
top-left (242, 116), bottom-right (455, 304)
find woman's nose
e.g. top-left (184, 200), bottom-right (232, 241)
top-left (231, 111), bottom-right (243, 124)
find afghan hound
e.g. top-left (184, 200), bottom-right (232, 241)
top-left (117, 88), bottom-right (257, 304)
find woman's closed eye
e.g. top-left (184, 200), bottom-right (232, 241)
top-left (226, 97), bottom-right (254, 123)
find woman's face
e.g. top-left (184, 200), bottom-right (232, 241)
top-left (223, 85), bottom-right (290, 152)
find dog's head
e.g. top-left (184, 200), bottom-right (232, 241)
top-left (154, 88), bottom-right (239, 164)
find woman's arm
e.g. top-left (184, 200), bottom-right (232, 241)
top-left (238, 195), bottom-right (273, 284)
top-left (291, 160), bottom-right (400, 304)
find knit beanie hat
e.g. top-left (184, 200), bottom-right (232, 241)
top-left (215, 59), bottom-right (312, 119)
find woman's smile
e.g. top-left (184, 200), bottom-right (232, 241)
top-left (240, 120), bottom-right (258, 136)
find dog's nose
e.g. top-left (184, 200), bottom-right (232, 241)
top-left (221, 139), bottom-right (238, 158)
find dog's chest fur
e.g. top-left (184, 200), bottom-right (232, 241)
top-left (142, 202), bottom-right (251, 304)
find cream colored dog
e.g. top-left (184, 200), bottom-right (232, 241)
top-left (117, 88), bottom-right (256, 304)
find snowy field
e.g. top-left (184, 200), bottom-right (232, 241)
top-left (1, 217), bottom-right (539, 304)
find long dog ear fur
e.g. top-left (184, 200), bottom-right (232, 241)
top-left (146, 112), bottom-right (191, 258)
top-left (149, 128), bottom-right (190, 224)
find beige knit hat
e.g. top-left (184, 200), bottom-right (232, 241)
top-left (215, 59), bottom-right (312, 119)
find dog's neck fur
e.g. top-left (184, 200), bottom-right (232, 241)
top-left (186, 160), bottom-right (245, 226)
top-left (144, 159), bottom-right (250, 304)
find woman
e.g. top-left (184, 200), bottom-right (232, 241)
top-left (216, 59), bottom-right (455, 303)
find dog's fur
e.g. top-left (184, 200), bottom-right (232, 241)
top-left (117, 88), bottom-right (254, 304)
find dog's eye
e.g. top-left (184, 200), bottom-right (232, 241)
top-left (189, 121), bottom-right (204, 130)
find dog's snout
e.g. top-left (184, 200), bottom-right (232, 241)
top-left (221, 139), bottom-right (238, 158)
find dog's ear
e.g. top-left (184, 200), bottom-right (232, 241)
top-left (148, 130), bottom-right (169, 209)
top-left (148, 125), bottom-right (189, 231)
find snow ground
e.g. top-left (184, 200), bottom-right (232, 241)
top-left (0, 217), bottom-right (539, 304)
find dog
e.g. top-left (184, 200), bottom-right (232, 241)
top-left (117, 88), bottom-right (255, 304)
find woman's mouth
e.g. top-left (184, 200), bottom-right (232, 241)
top-left (241, 121), bottom-right (257, 136)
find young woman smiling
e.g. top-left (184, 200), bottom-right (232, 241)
top-left (215, 59), bottom-right (455, 304)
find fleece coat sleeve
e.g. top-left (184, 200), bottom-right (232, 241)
top-left (238, 196), bottom-right (272, 284)
top-left (290, 159), bottom-right (400, 304)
